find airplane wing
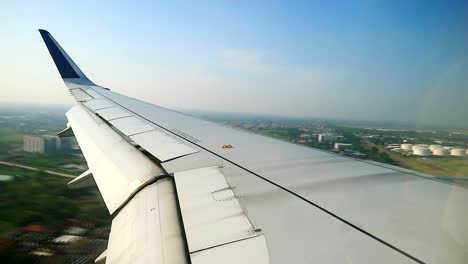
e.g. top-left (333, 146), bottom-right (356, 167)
top-left (39, 29), bottom-right (468, 264)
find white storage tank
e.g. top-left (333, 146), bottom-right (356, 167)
top-left (413, 144), bottom-right (429, 151)
top-left (432, 148), bottom-right (449, 156)
top-left (413, 146), bottom-right (431, 156)
top-left (401, 144), bottom-right (413, 151)
top-left (450, 148), bottom-right (465, 157)
top-left (416, 144), bottom-right (429, 148)
top-left (429, 144), bottom-right (442, 151)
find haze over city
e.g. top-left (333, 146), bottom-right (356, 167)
top-left (2, 0), bottom-right (467, 128)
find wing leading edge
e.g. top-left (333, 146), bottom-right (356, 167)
top-left (40, 30), bottom-right (468, 264)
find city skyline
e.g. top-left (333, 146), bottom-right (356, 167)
top-left (2, 0), bottom-right (467, 128)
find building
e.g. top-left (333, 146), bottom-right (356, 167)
top-left (412, 146), bottom-right (430, 156)
top-left (432, 148), bottom-right (449, 156)
top-left (400, 144), bottom-right (413, 151)
top-left (0, 175), bottom-right (13, 182)
top-left (386, 144), bottom-right (400, 149)
top-left (450, 148), bottom-right (465, 157)
top-left (60, 137), bottom-right (75, 152)
top-left (24, 136), bottom-right (45, 153)
top-left (343, 149), bottom-right (366, 158)
top-left (334, 143), bottom-right (352, 151)
top-left (318, 133), bottom-right (337, 143)
top-left (62, 164), bottom-right (87, 172)
top-left (23, 135), bottom-right (61, 154)
top-left (429, 145), bottom-right (442, 151)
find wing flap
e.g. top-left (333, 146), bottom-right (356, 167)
top-left (190, 235), bottom-right (269, 264)
top-left (96, 107), bottom-right (132, 121)
top-left (106, 179), bottom-right (188, 264)
top-left (109, 116), bottom-right (155, 136)
top-left (161, 152), bottom-right (222, 174)
top-left (174, 166), bottom-right (262, 252)
top-left (131, 130), bottom-right (198, 162)
top-left (83, 99), bottom-right (115, 111)
top-left (70, 88), bottom-right (93, 102)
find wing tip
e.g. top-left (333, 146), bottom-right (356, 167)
top-left (38, 29), bottom-right (97, 87)
top-left (38, 29), bottom-right (85, 80)
top-left (38, 29), bottom-right (50, 37)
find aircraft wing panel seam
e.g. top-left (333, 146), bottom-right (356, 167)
top-left (173, 165), bottom-right (266, 261)
top-left (79, 94), bottom-right (200, 162)
top-left (110, 174), bottom-right (171, 219)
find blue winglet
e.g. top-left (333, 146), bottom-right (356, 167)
top-left (39, 29), bottom-right (90, 81)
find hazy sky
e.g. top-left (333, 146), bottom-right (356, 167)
top-left (2, 1), bottom-right (467, 127)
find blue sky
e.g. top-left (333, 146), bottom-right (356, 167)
top-left (2, 1), bottom-right (467, 127)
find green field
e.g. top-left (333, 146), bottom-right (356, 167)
top-left (397, 157), bottom-right (468, 176)
top-left (0, 134), bottom-right (23, 143)
top-left (0, 127), bottom-right (23, 141)
top-left (0, 165), bottom-right (109, 234)
top-left (6, 154), bottom-right (86, 175)
top-left (0, 127), bottom-right (23, 153)
top-left (372, 144), bottom-right (468, 177)
top-left (0, 165), bottom-right (109, 263)
top-left (0, 165), bottom-right (48, 178)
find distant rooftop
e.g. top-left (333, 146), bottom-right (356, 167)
top-left (0, 175), bottom-right (14, 181)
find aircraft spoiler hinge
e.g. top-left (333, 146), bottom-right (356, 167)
top-left (57, 124), bottom-right (74, 138)
top-left (95, 249), bottom-right (107, 264)
top-left (68, 170), bottom-right (95, 189)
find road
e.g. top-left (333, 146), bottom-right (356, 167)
top-left (0, 161), bottom-right (76, 179)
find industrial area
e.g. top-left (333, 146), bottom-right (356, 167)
top-left (205, 114), bottom-right (468, 182)
top-left (393, 143), bottom-right (467, 157)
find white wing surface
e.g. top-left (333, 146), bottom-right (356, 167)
top-left (39, 29), bottom-right (468, 264)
